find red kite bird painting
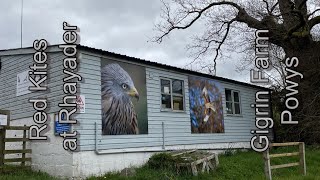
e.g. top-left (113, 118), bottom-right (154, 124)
top-left (101, 63), bottom-right (139, 135)
top-left (100, 59), bottom-right (149, 135)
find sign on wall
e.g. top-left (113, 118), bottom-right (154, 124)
top-left (76, 95), bottom-right (85, 113)
top-left (101, 59), bottom-right (148, 135)
top-left (188, 76), bottom-right (225, 133)
top-left (16, 70), bottom-right (32, 96)
top-left (54, 113), bottom-right (70, 135)
top-left (0, 115), bottom-right (8, 126)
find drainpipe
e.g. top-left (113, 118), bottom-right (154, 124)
top-left (162, 122), bottom-right (165, 150)
top-left (94, 122), bottom-right (100, 154)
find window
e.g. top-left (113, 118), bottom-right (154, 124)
top-left (225, 89), bottom-right (241, 115)
top-left (161, 78), bottom-right (184, 111)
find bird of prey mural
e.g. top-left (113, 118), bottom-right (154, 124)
top-left (189, 76), bottom-right (224, 133)
top-left (101, 63), bottom-right (140, 135)
top-left (202, 87), bottom-right (217, 123)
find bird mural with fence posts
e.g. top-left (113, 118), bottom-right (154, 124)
top-left (189, 76), bottom-right (224, 133)
top-left (101, 61), bottom-right (148, 135)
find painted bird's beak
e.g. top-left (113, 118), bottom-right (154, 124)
top-left (128, 87), bottom-right (140, 101)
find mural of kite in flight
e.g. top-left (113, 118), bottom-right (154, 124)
top-left (189, 76), bottom-right (224, 133)
top-left (202, 87), bottom-right (217, 123)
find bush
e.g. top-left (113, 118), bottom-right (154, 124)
top-left (147, 153), bottom-right (176, 170)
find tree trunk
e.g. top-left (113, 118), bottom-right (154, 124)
top-left (282, 41), bottom-right (320, 144)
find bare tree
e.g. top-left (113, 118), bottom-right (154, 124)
top-left (155, 0), bottom-right (320, 144)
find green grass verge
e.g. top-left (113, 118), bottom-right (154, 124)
top-left (1, 146), bottom-right (319, 180)
top-left (0, 165), bottom-right (60, 180)
top-left (88, 146), bottom-right (320, 180)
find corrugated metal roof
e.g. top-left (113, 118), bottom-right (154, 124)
top-left (0, 44), bottom-right (270, 90)
top-left (77, 44), bottom-right (270, 90)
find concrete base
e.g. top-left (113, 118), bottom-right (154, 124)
top-left (72, 151), bottom-right (153, 178)
top-left (5, 115), bottom-right (250, 179)
top-left (71, 141), bottom-right (250, 179)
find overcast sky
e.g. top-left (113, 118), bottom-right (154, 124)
top-left (0, 0), bottom-right (250, 82)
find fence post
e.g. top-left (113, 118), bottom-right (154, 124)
top-left (263, 148), bottom-right (272, 180)
top-left (0, 126), bottom-right (5, 166)
top-left (21, 125), bottom-right (27, 166)
top-left (299, 142), bottom-right (306, 175)
top-left (0, 110), bottom-right (9, 167)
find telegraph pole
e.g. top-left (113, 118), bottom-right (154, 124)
top-left (20, 0), bottom-right (24, 48)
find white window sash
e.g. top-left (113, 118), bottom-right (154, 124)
top-left (160, 78), bottom-right (185, 111)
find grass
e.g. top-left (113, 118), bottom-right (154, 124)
top-left (1, 146), bottom-right (320, 180)
top-left (0, 166), bottom-right (59, 180)
top-left (88, 146), bottom-right (320, 180)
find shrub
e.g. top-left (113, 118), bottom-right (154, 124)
top-left (147, 153), bottom-right (176, 170)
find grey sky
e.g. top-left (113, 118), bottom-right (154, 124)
top-left (0, 0), bottom-right (250, 82)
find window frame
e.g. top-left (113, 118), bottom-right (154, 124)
top-left (225, 89), bottom-right (242, 115)
top-left (160, 77), bottom-right (185, 112)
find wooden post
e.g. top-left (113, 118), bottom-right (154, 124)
top-left (0, 110), bottom-right (9, 167)
top-left (21, 125), bottom-right (27, 166)
top-left (214, 153), bottom-right (219, 167)
top-left (191, 162), bottom-right (198, 176)
top-left (265, 142), bottom-right (307, 179)
top-left (0, 126), bottom-right (5, 166)
top-left (299, 142), bottom-right (306, 175)
top-left (263, 148), bottom-right (272, 180)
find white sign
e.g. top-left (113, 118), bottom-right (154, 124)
top-left (16, 70), bottom-right (32, 96)
top-left (76, 95), bottom-right (85, 113)
top-left (0, 115), bottom-right (8, 126)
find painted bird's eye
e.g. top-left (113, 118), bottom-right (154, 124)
top-left (122, 83), bottom-right (128, 89)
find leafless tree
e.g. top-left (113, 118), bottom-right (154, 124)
top-left (155, 0), bottom-right (320, 144)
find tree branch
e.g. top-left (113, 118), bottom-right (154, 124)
top-left (287, 9), bottom-right (307, 38)
top-left (278, 0), bottom-right (312, 39)
top-left (186, 18), bottom-right (237, 75)
top-left (211, 18), bottom-right (236, 75)
top-left (279, 0), bottom-right (306, 30)
top-left (263, 0), bottom-right (271, 15)
top-left (262, 0), bottom-right (278, 16)
top-left (308, 8), bottom-right (320, 19)
top-left (297, 0), bottom-right (308, 10)
top-left (270, 2), bottom-right (279, 14)
top-left (308, 16), bottom-right (320, 29)
top-left (155, 1), bottom-right (265, 43)
top-left (294, 0), bottom-right (308, 18)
